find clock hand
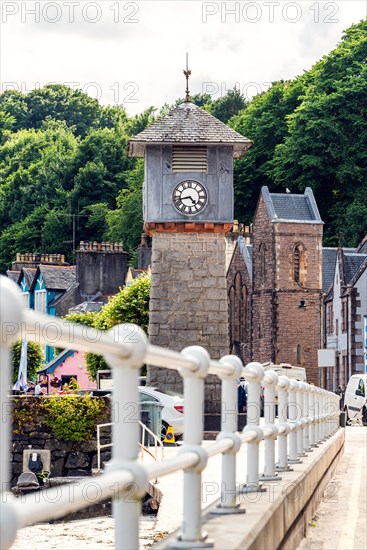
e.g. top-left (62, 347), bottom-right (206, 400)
top-left (181, 193), bottom-right (197, 205)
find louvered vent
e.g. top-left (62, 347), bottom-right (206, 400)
top-left (172, 146), bottom-right (207, 173)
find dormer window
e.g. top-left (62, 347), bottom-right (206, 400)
top-left (172, 146), bottom-right (207, 173)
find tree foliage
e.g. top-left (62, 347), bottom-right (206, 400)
top-left (0, 21), bottom-right (366, 273)
top-left (63, 274), bottom-right (151, 380)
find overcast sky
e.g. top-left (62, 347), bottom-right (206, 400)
top-left (1, 1), bottom-right (366, 114)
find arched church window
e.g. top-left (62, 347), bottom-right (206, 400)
top-left (296, 344), bottom-right (302, 365)
top-left (229, 286), bottom-right (235, 348)
top-left (294, 243), bottom-right (305, 284)
top-left (234, 272), bottom-right (242, 342)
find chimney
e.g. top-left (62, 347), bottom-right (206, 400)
top-left (76, 241), bottom-right (129, 300)
top-left (137, 234), bottom-right (152, 270)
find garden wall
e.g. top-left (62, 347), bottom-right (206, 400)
top-left (10, 396), bottom-right (111, 487)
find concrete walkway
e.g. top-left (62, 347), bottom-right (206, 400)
top-left (297, 426), bottom-right (367, 550)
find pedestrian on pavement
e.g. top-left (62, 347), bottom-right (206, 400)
top-left (336, 385), bottom-right (344, 410)
top-left (237, 378), bottom-right (247, 413)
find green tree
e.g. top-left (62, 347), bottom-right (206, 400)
top-left (11, 339), bottom-right (44, 384)
top-left (0, 121), bottom-right (77, 226)
top-left (124, 107), bottom-right (156, 136)
top-left (270, 20), bottom-right (367, 244)
top-left (79, 203), bottom-right (110, 242)
top-left (64, 274), bottom-right (150, 380)
top-left (0, 90), bottom-right (28, 131)
top-left (208, 87), bottom-right (247, 123)
top-left (230, 79), bottom-right (305, 224)
top-left (107, 160), bottom-right (144, 253)
top-left (0, 205), bottom-right (49, 272)
top-left (25, 84), bottom-right (102, 137)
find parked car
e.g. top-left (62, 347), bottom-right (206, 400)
top-left (343, 374), bottom-right (367, 425)
top-left (139, 386), bottom-right (184, 439)
top-left (92, 385), bottom-right (184, 439)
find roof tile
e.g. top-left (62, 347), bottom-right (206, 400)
top-left (128, 102), bottom-right (252, 158)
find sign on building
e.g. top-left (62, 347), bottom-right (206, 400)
top-left (318, 349), bottom-right (336, 368)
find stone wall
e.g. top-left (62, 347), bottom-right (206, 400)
top-left (227, 242), bottom-right (252, 365)
top-left (251, 194), bottom-right (276, 363)
top-left (148, 232), bottom-right (229, 413)
top-left (10, 397), bottom-right (111, 487)
top-left (273, 222), bottom-right (323, 385)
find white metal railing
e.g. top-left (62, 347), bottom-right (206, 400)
top-left (0, 276), bottom-right (341, 550)
top-left (96, 421), bottom-right (164, 472)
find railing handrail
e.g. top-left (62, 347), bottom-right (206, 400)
top-left (96, 421), bottom-right (164, 473)
top-left (0, 277), bottom-right (341, 550)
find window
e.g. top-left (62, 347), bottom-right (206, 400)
top-left (296, 344), bottom-right (302, 365)
top-left (35, 290), bottom-right (46, 314)
top-left (172, 146), bottom-right (207, 173)
top-left (326, 302), bottom-right (333, 335)
top-left (341, 300), bottom-right (347, 332)
top-left (139, 392), bottom-right (159, 403)
top-left (234, 272), bottom-right (242, 342)
top-left (293, 242), bottom-right (305, 284)
top-left (21, 292), bottom-right (29, 309)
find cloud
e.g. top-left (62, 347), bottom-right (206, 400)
top-left (1, 1), bottom-right (366, 114)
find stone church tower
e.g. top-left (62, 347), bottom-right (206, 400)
top-left (251, 187), bottom-right (323, 385)
top-left (128, 101), bottom-right (251, 412)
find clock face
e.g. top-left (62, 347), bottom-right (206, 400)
top-left (172, 180), bottom-right (208, 215)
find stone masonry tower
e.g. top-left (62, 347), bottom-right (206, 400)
top-left (251, 187), bottom-right (323, 386)
top-left (128, 101), bottom-right (251, 412)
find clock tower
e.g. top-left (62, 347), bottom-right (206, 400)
top-left (128, 98), bottom-right (251, 413)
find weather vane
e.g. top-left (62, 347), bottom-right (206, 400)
top-left (183, 53), bottom-right (191, 102)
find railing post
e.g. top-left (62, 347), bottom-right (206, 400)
top-left (174, 346), bottom-right (213, 548)
top-left (288, 380), bottom-right (302, 464)
top-left (276, 376), bottom-right (292, 472)
top-left (320, 390), bottom-right (326, 441)
top-left (308, 385), bottom-right (317, 448)
top-left (260, 370), bottom-right (280, 481)
top-left (296, 382), bottom-right (306, 457)
top-left (212, 355), bottom-right (244, 515)
top-left (314, 387), bottom-right (321, 444)
top-left (104, 324), bottom-right (149, 550)
top-left (0, 278), bottom-right (24, 550)
top-left (241, 362), bottom-right (265, 493)
top-left (302, 383), bottom-right (311, 453)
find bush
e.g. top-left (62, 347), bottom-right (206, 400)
top-left (41, 394), bottom-right (108, 441)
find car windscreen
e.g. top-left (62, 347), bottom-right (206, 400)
top-left (154, 388), bottom-right (183, 399)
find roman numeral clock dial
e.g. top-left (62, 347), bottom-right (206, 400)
top-left (172, 180), bottom-right (208, 215)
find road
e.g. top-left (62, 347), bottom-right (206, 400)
top-left (298, 426), bottom-right (367, 550)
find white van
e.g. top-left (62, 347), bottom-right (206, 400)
top-left (261, 363), bottom-right (306, 414)
top-left (264, 363), bottom-right (307, 382)
top-left (344, 374), bottom-right (367, 425)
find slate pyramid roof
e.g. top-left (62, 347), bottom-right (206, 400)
top-left (262, 187), bottom-right (323, 224)
top-left (128, 102), bottom-right (252, 158)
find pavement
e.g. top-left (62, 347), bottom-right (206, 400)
top-left (9, 427), bottom-right (366, 550)
top-left (297, 426), bottom-right (367, 550)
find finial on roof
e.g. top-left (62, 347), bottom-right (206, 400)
top-left (183, 52), bottom-right (191, 102)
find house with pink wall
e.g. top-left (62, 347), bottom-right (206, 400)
top-left (38, 349), bottom-right (97, 392)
